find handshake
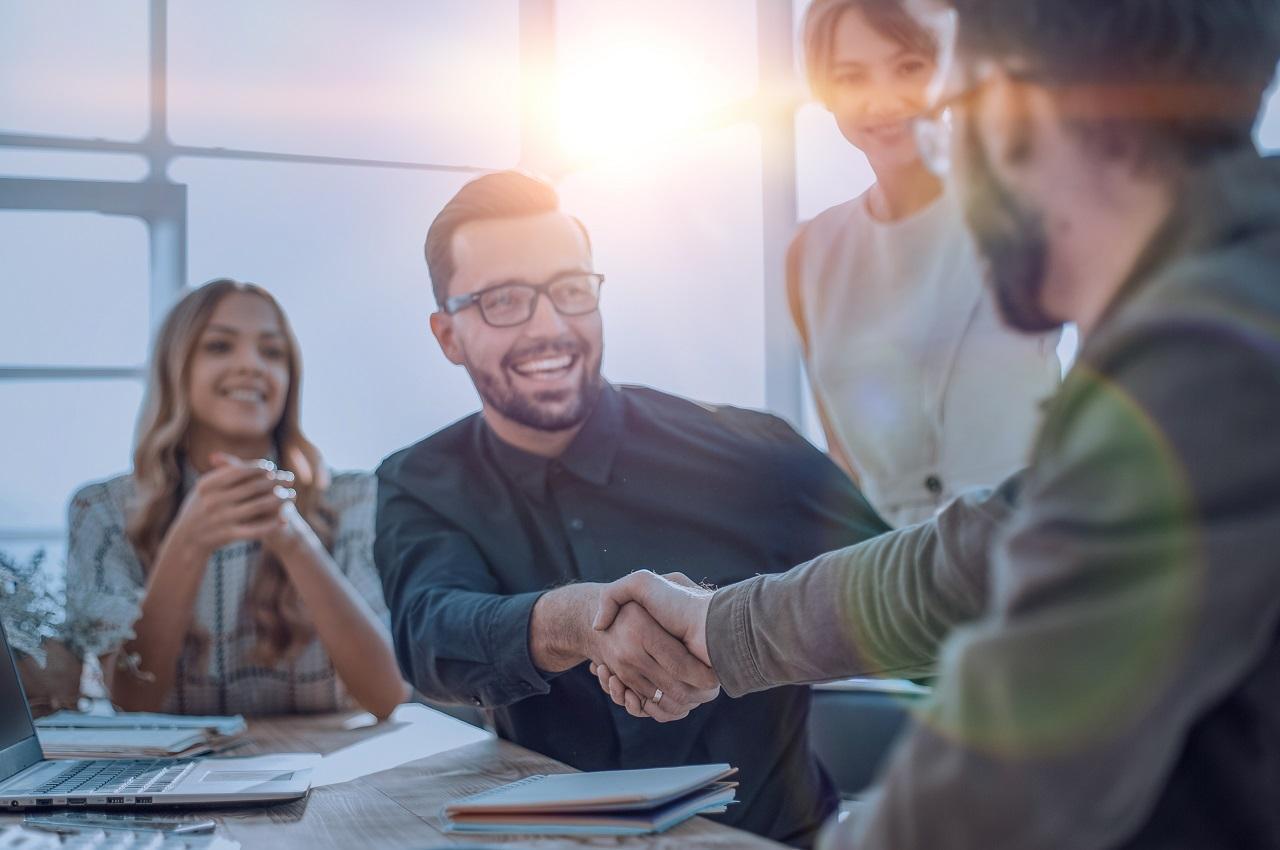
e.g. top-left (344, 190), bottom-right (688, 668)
top-left (583, 571), bottom-right (721, 723)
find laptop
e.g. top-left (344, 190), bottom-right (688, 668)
top-left (0, 620), bottom-right (319, 810)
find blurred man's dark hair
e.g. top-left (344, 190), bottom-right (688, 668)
top-left (949, 0), bottom-right (1280, 166)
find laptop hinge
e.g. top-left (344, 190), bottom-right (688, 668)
top-left (0, 736), bottom-right (46, 793)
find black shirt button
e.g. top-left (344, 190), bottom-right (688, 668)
top-left (568, 518), bottom-right (585, 531)
top-left (472, 696), bottom-right (483, 707)
top-left (925, 475), bottom-right (944, 495)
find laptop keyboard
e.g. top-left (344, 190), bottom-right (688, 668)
top-left (24, 761), bottom-right (192, 797)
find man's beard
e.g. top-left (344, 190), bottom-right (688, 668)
top-left (956, 120), bottom-right (1064, 334)
top-left (467, 336), bottom-right (604, 432)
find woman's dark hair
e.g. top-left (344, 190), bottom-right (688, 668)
top-left (950, 0), bottom-right (1280, 164)
top-left (803, 0), bottom-right (940, 104)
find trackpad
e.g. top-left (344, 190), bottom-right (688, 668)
top-left (201, 771), bottom-right (295, 783)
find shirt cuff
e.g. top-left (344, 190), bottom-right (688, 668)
top-left (477, 590), bottom-right (554, 707)
top-left (706, 577), bottom-right (770, 698)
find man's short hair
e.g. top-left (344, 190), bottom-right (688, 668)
top-left (802, 0), bottom-right (939, 105)
top-left (949, 0), bottom-right (1280, 165)
top-left (424, 170), bottom-right (592, 306)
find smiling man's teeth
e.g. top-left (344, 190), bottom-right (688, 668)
top-left (513, 355), bottom-right (574, 376)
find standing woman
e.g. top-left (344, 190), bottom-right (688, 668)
top-left (65, 280), bottom-right (408, 718)
top-left (792, 0), bottom-right (1061, 527)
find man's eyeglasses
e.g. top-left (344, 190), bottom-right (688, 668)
top-left (913, 67), bottom-right (994, 177)
top-left (914, 62), bottom-right (1042, 176)
top-left (442, 272), bottom-right (605, 328)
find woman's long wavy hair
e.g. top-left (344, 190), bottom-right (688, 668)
top-left (126, 279), bottom-right (335, 667)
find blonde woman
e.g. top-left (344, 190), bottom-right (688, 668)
top-left (792, 0), bottom-right (1061, 526)
top-left (65, 280), bottom-right (408, 718)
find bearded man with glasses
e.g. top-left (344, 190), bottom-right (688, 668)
top-left (372, 170), bottom-right (891, 847)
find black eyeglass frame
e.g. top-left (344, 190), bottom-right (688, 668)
top-left (441, 271), bottom-right (606, 328)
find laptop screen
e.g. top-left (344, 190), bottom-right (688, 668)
top-left (0, 620), bottom-right (38, 754)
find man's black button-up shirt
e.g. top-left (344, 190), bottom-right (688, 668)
top-left (374, 383), bottom-right (890, 845)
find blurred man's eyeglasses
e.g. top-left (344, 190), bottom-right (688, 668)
top-left (914, 63), bottom-right (1041, 176)
top-left (908, 1), bottom-right (963, 176)
top-left (913, 36), bottom-right (1000, 177)
top-left (443, 272), bottom-right (605, 328)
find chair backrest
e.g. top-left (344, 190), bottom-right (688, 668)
top-left (808, 689), bottom-right (918, 797)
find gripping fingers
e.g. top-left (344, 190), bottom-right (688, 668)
top-left (605, 677), bottom-right (686, 722)
top-left (204, 461), bottom-right (274, 492)
top-left (607, 674), bottom-right (628, 708)
top-left (645, 627), bottom-right (718, 694)
top-left (592, 570), bottom-right (658, 631)
top-left (239, 472), bottom-right (283, 496)
top-left (612, 663), bottom-right (660, 718)
top-left (623, 688), bottom-right (647, 718)
top-left (644, 696), bottom-right (690, 723)
top-left (231, 514), bottom-right (287, 540)
top-left (593, 662), bottom-right (614, 695)
top-left (232, 491), bottom-right (291, 523)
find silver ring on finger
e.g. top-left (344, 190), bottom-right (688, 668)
top-left (652, 688), bottom-right (664, 705)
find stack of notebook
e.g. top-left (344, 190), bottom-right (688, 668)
top-left (34, 711), bottom-right (247, 759)
top-left (444, 764), bottom-right (738, 836)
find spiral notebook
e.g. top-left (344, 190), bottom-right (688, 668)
top-left (444, 764), bottom-right (739, 836)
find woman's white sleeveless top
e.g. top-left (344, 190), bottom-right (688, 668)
top-left (797, 188), bottom-right (1061, 527)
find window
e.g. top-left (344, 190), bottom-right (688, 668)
top-left (166, 1), bottom-right (521, 167)
top-left (0, 2), bottom-right (521, 567)
top-left (171, 156), bottom-right (478, 469)
top-left (0, 211), bottom-right (150, 367)
top-left (0, 1), bottom-right (150, 141)
top-left (560, 126), bottom-right (768, 408)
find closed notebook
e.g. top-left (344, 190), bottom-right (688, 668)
top-left (36, 728), bottom-right (212, 759)
top-left (36, 711), bottom-right (247, 738)
top-left (444, 764), bottom-right (739, 836)
top-left (34, 711), bottom-right (248, 759)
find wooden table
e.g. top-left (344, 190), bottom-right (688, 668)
top-left (5, 707), bottom-right (785, 849)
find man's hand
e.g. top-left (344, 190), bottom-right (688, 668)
top-left (593, 570), bottom-right (714, 664)
top-left (589, 571), bottom-right (718, 721)
top-left (529, 584), bottom-right (719, 722)
top-left (588, 602), bottom-right (720, 721)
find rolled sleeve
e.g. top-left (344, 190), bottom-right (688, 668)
top-left (705, 481), bottom-right (1011, 698)
top-left (374, 472), bottom-right (552, 708)
top-left (706, 578), bottom-right (771, 697)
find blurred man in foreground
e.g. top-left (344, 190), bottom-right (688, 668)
top-left (594, 0), bottom-right (1280, 846)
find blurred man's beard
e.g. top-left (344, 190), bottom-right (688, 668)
top-left (467, 337), bottom-right (604, 433)
top-left (957, 120), bottom-right (1063, 334)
